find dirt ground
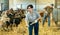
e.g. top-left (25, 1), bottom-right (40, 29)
top-left (0, 19), bottom-right (60, 35)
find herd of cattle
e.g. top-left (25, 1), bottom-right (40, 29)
top-left (0, 8), bottom-right (45, 31)
top-left (0, 8), bottom-right (26, 31)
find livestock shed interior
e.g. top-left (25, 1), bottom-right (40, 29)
top-left (0, 0), bottom-right (60, 35)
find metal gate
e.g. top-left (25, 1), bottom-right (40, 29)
top-left (53, 8), bottom-right (60, 24)
top-left (1, 0), bottom-right (9, 11)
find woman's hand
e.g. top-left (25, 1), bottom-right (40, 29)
top-left (30, 20), bottom-right (38, 25)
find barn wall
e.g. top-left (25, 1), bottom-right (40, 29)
top-left (37, 0), bottom-right (54, 4)
top-left (9, 0), bottom-right (54, 10)
top-left (0, 0), bottom-right (55, 10)
top-left (9, 0), bottom-right (35, 10)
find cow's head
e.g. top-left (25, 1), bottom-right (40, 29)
top-left (18, 9), bottom-right (26, 19)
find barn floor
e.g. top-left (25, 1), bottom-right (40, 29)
top-left (0, 19), bottom-right (60, 35)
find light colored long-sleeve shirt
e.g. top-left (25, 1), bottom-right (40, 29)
top-left (25, 11), bottom-right (40, 26)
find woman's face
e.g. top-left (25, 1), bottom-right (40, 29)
top-left (27, 7), bottom-right (33, 12)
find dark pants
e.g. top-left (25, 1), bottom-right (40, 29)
top-left (29, 22), bottom-right (39, 35)
top-left (42, 14), bottom-right (50, 27)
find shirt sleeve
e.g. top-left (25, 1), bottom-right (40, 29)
top-left (35, 12), bottom-right (40, 18)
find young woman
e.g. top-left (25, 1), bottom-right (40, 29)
top-left (25, 5), bottom-right (40, 35)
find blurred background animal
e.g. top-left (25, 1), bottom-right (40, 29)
top-left (0, 8), bottom-right (26, 31)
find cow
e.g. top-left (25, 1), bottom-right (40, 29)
top-left (0, 8), bottom-right (26, 31)
top-left (14, 9), bottom-right (26, 27)
top-left (0, 10), bottom-right (10, 31)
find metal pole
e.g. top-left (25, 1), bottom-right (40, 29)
top-left (21, 4), bottom-right (22, 9)
top-left (55, 0), bottom-right (57, 8)
top-left (35, 0), bottom-right (36, 10)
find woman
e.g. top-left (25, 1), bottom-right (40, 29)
top-left (25, 5), bottom-right (40, 35)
